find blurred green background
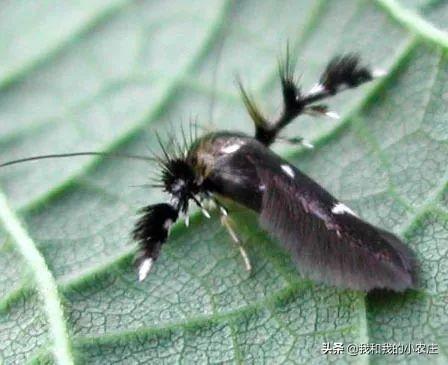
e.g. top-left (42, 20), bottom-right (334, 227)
top-left (0, 0), bottom-right (447, 364)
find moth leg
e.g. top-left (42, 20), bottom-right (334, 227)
top-left (190, 194), bottom-right (211, 219)
top-left (208, 195), bottom-right (251, 271)
top-left (238, 47), bottom-right (381, 146)
top-left (219, 208), bottom-right (252, 272)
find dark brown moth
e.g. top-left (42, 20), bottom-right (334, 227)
top-left (1, 53), bottom-right (417, 292)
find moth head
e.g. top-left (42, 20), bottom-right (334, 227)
top-left (161, 158), bottom-right (198, 213)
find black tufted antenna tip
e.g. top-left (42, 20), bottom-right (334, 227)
top-left (320, 54), bottom-right (374, 94)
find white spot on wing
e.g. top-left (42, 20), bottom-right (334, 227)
top-left (372, 68), bottom-right (387, 78)
top-left (138, 258), bottom-right (153, 282)
top-left (332, 202), bottom-right (357, 216)
top-left (281, 164), bottom-right (295, 178)
top-left (221, 144), bottom-right (241, 154)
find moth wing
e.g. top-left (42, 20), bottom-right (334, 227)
top-left (256, 160), bottom-right (417, 291)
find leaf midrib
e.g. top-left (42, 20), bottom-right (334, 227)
top-left (0, 191), bottom-right (74, 365)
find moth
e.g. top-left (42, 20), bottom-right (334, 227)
top-left (1, 53), bottom-right (417, 292)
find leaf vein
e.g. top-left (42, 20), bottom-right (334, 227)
top-left (0, 191), bottom-right (74, 365)
top-left (376, 0), bottom-right (448, 49)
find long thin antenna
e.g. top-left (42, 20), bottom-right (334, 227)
top-left (0, 151), bottom-right (155, 168)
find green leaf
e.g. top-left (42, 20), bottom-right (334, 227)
top-left (0, 0), bottom-right (447, 364)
